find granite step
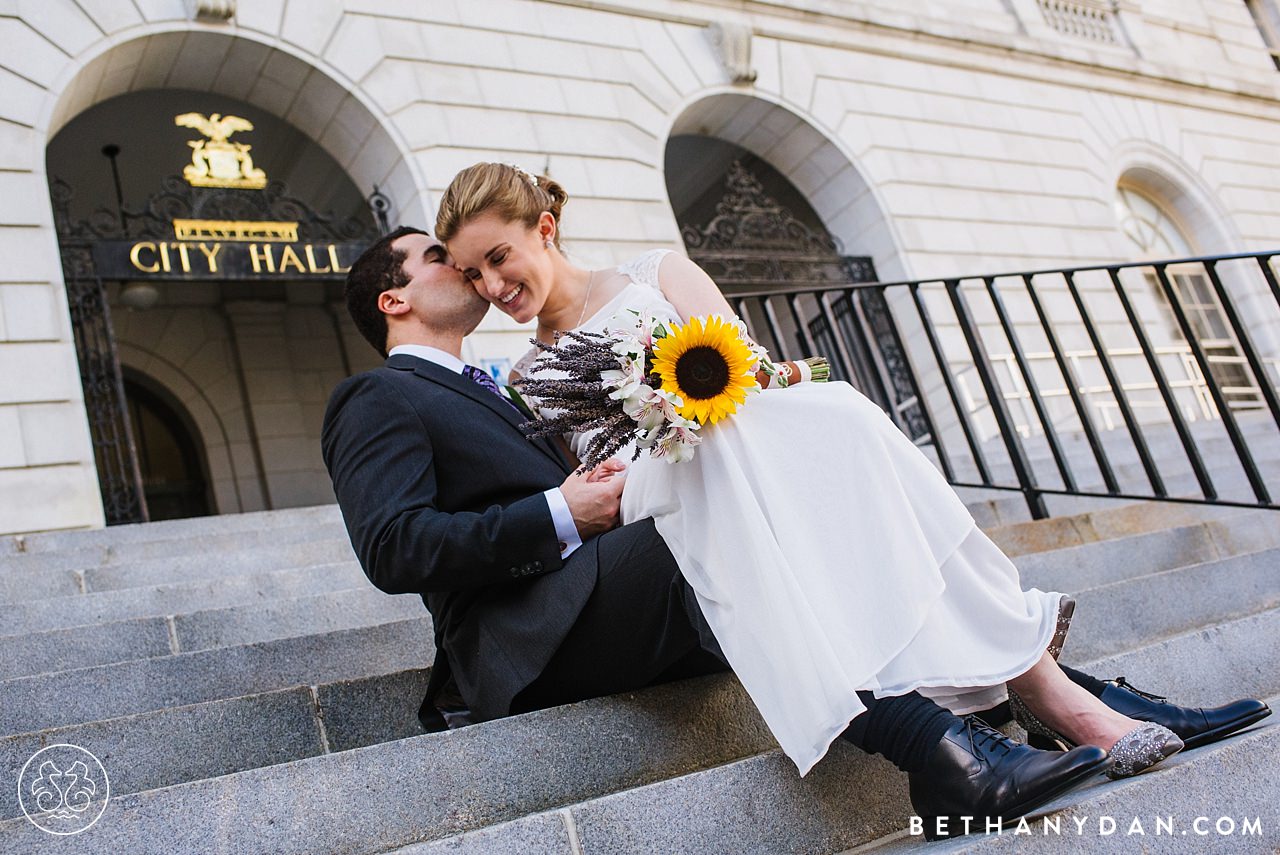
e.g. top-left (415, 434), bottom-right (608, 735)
top-left (0, 584), bottom-right (425, 680)
top-left (1009, 513), bottom-right (1280, 594)
top-left (979, 500), bottom-right (1256, 557)
top-left (957, 448), bottom-right (1280, 509)
top-left (0, 670), bottom-right (770, 827)
top-left (1062, 546), bottom-right (1280, 663)
top-left (0, 537), bottom-right (355, 604)
top-left (0, 518), bottom-right (347, 578)
top-left (2, 508), bottom-right (1270, 682)
top-left (3, 503), bottom-right (341, 555)
top-left (381, 611), bottom-right (1280, 855)
top-left (388, 714), bottom-right (1280, 855)
top-left (862, 705), bottom-right (1280, 854)
top-left (0, 674), bottom-right (774, 854)
top-left (4, 505), bottom-right (1271, 685)
top-left (0, 617), bottom-right (434, 736)
top-left (0, 575), bottom-right (1274, 852)
top-left (0, 560), bottom-right (368, 637)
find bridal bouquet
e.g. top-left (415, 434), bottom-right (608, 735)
top-left (517, 310), bottom-right (829, 470)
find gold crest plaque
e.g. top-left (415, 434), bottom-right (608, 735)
top-left (175, 112), bottom-right (268, 189)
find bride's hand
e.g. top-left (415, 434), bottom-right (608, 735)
top-left (586, 459), bottom-right (627, 482)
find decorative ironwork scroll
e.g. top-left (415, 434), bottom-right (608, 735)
top-left (680, 161), bottom-right (874, 291)
top-left (57, 237), bottom-right (149, 525)
top-left (52, 176), bottom-right (374, 243)
top-left (679, 160), bottom-right (928, 439)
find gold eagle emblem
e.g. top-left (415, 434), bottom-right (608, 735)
top-left (175, 112), bottom-right (268, 189)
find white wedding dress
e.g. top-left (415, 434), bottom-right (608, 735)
top-left (516, 249), bottom-right (1061, 776)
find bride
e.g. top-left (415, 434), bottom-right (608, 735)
top-left (433, 162), bottom-right (1181, 779)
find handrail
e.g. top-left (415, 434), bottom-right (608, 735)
top-left (731, 251), bottom-right (1280, 518)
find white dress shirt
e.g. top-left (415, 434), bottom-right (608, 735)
top-left (388, 344), bottom-right (582, 558)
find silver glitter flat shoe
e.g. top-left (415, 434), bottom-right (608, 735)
top-left (1106, 722), bottom-right (1184, 778)
top-left (1009, 691), bottom-right (1183, 779)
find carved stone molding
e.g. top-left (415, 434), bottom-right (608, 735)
top-left (187, 0), bottom-right (235, 22)
top-left (706, 21), bottom-right (757, 84)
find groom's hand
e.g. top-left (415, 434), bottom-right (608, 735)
top-left (560, 466), bottom-right (625, 539)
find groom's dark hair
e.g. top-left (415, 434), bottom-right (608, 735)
top-left (345, 225), bottom-right (430, 357)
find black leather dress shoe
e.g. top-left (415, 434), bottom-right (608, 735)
top-left (909, 717), bottom-right (1110, 841)
top-left (1099, 677), bottom-right (1271, 750)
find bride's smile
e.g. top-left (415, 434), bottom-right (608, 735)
top-left (446, 210), bottom-right (599, 340)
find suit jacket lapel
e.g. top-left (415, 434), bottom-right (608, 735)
top-left (387, 354), bottom-right (569, 471)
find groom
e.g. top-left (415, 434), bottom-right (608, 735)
top-left (322, 227), bottom-right (1266, 837)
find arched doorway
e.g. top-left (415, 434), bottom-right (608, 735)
top-left (48, 82), bottom-right (392, 524)
top-left (664, 116), bottom-right (928, 440)
top-left (123, 373), bottom-right (212, 521)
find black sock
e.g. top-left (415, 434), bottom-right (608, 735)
top-left (1060, 664), bottom-right (1108, 697)
top-left (839, 691), bottom-right (959, 774)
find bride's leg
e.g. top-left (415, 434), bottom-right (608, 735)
top-left (1007, 652), bottom-right (1138, 750)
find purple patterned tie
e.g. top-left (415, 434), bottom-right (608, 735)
top-left (463, 364), bottom-right (520, 412)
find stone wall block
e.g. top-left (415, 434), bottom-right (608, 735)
top-left (280, 0), bottom-right (345, 57)
top-left (77, 0), bottom-right (150, 34)
top-left (18, 402), bottom-right (95, 467)
top-left (0, 407), bottom-right (26, 468)
top-left (0, 342), bottom-right (77, 405)
top-left (323, 13), bottom-right (383, 86)
top-left (4, 12), bottom-right (97, 77)
top-left (0, 464), bottom-right (104, 535)
top-left (0, 284), bottom-right (61, 342)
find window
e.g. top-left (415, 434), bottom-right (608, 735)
top-left (1246, 0), bottom-right (1280, 70)
top-left (1037, 0), bottom-right (1121, 44)
top-left (1115, 187), bottom-right (1262, 410)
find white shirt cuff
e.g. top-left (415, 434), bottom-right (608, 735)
top-left (543, 488), bottom-right (583, 558)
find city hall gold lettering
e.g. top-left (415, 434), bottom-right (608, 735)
top-left (127, 240), bottom-right (350, 275)
top-left (123, 219), bottom-right (352, 277)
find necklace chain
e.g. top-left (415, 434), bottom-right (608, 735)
top-left (575, 268), bottom-right (599, 330)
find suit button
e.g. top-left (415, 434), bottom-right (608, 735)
top-left (532, 561), bottom-right (542, 569)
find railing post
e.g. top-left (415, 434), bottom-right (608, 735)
top-left (983, 276), bottom-right (1077, 493)
top-left (911, 282), bottom-right (994, 485)
top-left (1153, 264), bottom-right (1271, 504)
top-left (945, 279), bottom-right (1049, 519)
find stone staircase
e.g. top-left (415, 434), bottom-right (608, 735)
top-left (1, 495), bottom-right (1278, 853)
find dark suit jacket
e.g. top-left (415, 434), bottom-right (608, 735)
top-left (320, 353), bottom-right (598, 724)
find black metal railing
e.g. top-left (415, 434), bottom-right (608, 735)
top-left (729, 251), bottom-right (1280, 519)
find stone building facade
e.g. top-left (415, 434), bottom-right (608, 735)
top-left (2, 0), bottom-right (1279, 534)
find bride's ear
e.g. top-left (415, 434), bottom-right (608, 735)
top-left (537, 212), bottom-right (557, 247)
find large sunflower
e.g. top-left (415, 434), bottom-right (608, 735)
top-left (651, 316), bottom-right (759, 425)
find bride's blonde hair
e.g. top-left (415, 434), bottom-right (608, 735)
top-left (435, 162), bottom-right (569, 248)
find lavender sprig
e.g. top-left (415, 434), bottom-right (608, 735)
top-left (516, 333), bottom-right (639, 472)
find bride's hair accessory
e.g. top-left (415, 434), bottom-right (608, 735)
top-left (508, 163), bottom-right (539, 188)
top-left (516, 310), bottom-right (830, 470)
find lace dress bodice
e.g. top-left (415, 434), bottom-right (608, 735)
top-left (513, 250), bottom-right (679, 462)
top-left (511, 248), bottom-right (677, 381)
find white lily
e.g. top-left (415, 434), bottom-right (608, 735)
top-left (623, 386), bottom-right (682, 433)
top-left (601, 354), bottom-right (646, 401)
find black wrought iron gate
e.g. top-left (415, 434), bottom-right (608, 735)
top-left (679, 161), bottom-right (930, 441)
top-left (50, 176), bottom-right (386, 525)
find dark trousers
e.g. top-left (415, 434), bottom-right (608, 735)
top-left (510, 518), bottom-right (729, 712)
top-left (508, 518), bottom-right (953, 773)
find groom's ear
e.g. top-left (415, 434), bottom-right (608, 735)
top-left (378, 288), bottom-right (411, 317)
